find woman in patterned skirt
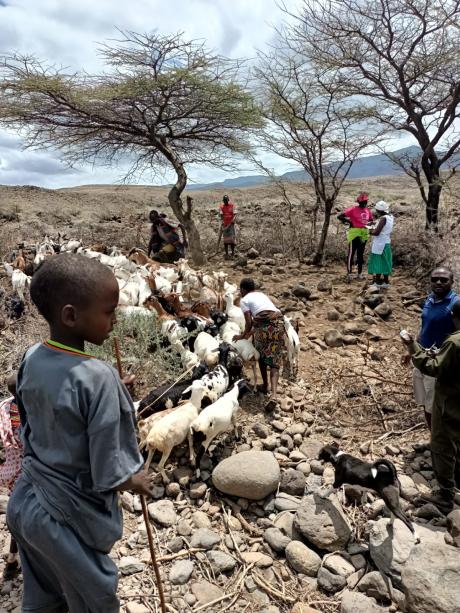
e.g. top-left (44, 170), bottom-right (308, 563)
top-left (233, 278), bottom-right (286, 410)
top-left (368, 200), bottom-right (394, 290)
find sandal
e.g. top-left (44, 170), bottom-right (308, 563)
top-left (3, 559), bottom-right (20, 580)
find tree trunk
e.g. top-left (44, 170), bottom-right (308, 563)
top-left (312, 199), bottom-right (333, 265)
top-left (165, 150), bottom-right (206, 265)
top-left (420, 156), bottom-right (441, 231)
top-left (425, 181), bottom-right (441, 231)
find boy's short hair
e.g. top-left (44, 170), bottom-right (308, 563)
top-left (30, 253), bottom-right (115, 323)
top-left (240, 278), bottom-right (255, 293)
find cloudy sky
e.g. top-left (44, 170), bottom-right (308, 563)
top-left (0, 0), bottom-right (411, 188)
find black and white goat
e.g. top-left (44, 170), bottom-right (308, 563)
top-left (190, 379), bottom-right (251, 472)
top-left (136, 361), bottom-right (209, 417)
top-left (318, 445), bottom-right (415, 534)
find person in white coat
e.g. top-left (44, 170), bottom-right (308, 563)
top-left (367, 201), bottom-right (394, 289)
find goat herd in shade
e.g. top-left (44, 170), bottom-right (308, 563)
top-left (3, 236), bottom-right (301, 482)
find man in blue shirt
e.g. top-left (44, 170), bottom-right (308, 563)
top-left (414, 268), bottom-right (459, 428)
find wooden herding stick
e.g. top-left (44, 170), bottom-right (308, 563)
top-left (112, 337), bottom-right (167, 613)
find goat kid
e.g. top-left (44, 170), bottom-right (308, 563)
top-left (190, 380), bottom-right (251, 475)
top-left (318, 445), bottom-right (415, 535)
top-left (284, 316), bottom-right (300, 378)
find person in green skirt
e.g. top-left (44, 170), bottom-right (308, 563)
top-left (368, 200), bottom-right (394, 289)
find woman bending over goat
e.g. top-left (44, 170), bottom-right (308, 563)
top-left (233, 278), bottom-right (286, 409)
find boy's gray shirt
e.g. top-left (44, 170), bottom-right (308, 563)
top-left (16, 342), bottom-right (143, 553)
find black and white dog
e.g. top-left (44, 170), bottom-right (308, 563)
top-left (318, 445), bottom-right (415, 534)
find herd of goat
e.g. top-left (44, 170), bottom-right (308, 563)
top-left (3, 235), bottom-right (300, 481)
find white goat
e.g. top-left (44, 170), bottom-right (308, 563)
top-left (194, 332), bottom-right (220, 367)
top-left (221, 321), bottom-right (259, 389)
top-left (189, 380), bottom-right (250, 471)
top-left (170, 340), bottom-right (200, 370)
top-left (225, 292), bottom-right (245, 332)
top-left (284, 316), bottom-right (300, 378)
top-left (118, 306), bottom-right (155, 318)
top-left (4, 264), bottom-right (31, 301)
top-left (143, 381), bottom-right (205, 481)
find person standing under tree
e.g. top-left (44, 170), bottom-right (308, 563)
top-left (337, 192), bottom-right (373, 280)
top-left (368, 200), bottom-right (394, 289)
top-left (219, 195), bottom-right (237, 259)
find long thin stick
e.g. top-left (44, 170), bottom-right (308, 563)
top-left (112, 337), bottom-right (167, 613)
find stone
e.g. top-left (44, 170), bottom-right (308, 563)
top-left (300, 439), bottom-right (323, 459)
top-left (190, 528), bottom-right (221, 550)
top-left (120, 492), bottom-right (135, 513)
top-left (206, 550), bottom-right (237, 574)
top-left (166, 482), bottom-right (180, 497)
top-left (191, 581), bottom-right (224, 606)
top-left (357, 570), bottom-right (391, 601)
top-left (240, 551), bottom-right (274, 568)
top-left (310, 459), bottom-right (324, 475)
top-left (280, 469), bottom-right (305, 496)
top-left (340, 590), bottom-right (389, 613)
top-left (342, 321), bottom-right (368, 335)
top-left (285, 541), bottom-right (321, 576)
top-left (398, 474), bottom-right (418, 500)
top-left (343, 334), bottom-right (358, 345)
top-left (274, 492), bottom-right (302, 511)
top-left (364, 293), bottom-right (384, 309)
top-left (189, 482), bottom-right (207, 500)
top-left (169, 560), bottom-right (194, 585)
top-left (264, 527), bottom-right (291, 552)
top-left (177, 519), bottom-right (193, 536)
top-left (263, 435), bottom-right (279, 451)
top-left (401, 542), bottom-right (460, 613)
top-left (415, 503), bottom-right (445, 519)
top-left (212, 451), bottom-right (280, 500)
top-left (118, 556), bottom-right (145, 575)
top-left (126, 604), bottom-right (150, 613)
top-left (297, 462), bottom-right (311, 476)
top-left (317, 567), bottom-right (347, 593)
top-left (369, 518), bottom-right (415, 582)
top-left (148, 500), bottom-right (177, 527)
top-left (323, 554), bottom-right (355, 577)
top-left (253, 422), bottom-right (270, 438)
top-left (191, 511), bottom-right (212, 529)
top-left (294, 493), bottom-right (351, 552)
top-left (167, 536), bottom-right (184, 553)
top-left (447, 509), bottom-right (460, 547)
top-left (292, 285), bottom-right (312, 299)
top-left (317, 279), bottom-right (333, 292)
top-left (292, 605), bottom-right (318, 613)
top-left (374, 302), bottom-right (392, 319)
top-left (324, 329), bottom-right (344, 347)
top-left (327, 309), bottom-right (340, 321)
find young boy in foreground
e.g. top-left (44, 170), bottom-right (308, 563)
top-left (7, 253), bottom-right (155, 612)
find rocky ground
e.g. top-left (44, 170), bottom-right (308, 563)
top-left (1, 181), bottom-right (460, 612)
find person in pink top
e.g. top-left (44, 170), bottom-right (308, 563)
top-left (337, 192), bottom-right (373, 280)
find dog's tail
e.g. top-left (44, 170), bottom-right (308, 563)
top-left (380, 484), bottom-right (414, 534)
top-left (373, 459), bottom-right (398, 486)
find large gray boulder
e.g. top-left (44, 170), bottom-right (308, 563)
top-left (401, 542), bottom-right (460, 613)
top-left (369, 518), bottom-right (415, 583)
top-left (212, 451), bottom-right (280, 500)
top-left (294, 492), bottom-right (351, 552)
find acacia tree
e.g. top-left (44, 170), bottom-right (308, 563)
top-left (256, 47), bottom-right (381, 264)
top-left (0, 32), bottom-right (261, 263)
top-left (290, 0), bottom-right (460, 229)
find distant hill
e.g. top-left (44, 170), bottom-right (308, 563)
top-left (184, 146), bottom-right (431, 191)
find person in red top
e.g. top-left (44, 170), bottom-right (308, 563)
top-left (337, 192), bottom-right (373, 280)
top-left (219, 194), bottom-right (237, 259)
